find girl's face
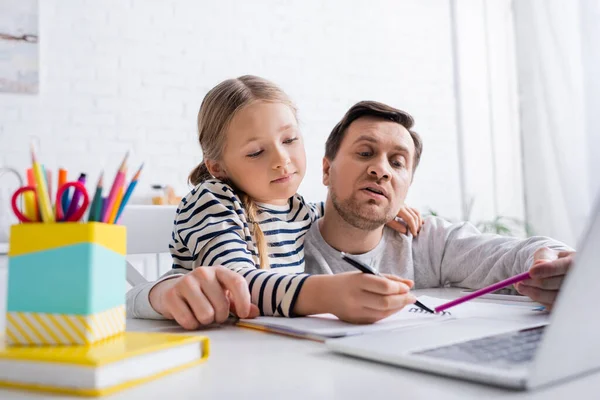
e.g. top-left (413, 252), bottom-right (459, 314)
top-left (212, 101), bottom-right (306, 205)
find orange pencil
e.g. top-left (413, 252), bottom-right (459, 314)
top-left (58, 168), bottom-right (69, 213)
top-left (108, 186), bottom-right (124, 224)
top-left (102, 152), bottom-right (129, 222)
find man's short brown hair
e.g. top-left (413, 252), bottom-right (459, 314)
top-left (325, 101), bottom-right (423, 172)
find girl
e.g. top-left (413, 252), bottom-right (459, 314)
top-left (168, 75), bottom-right (420, 320)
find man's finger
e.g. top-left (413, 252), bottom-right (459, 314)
top-left (387, 218), bottom-right (408, 235)
top-left (520, 276), bottom-right (564, 291)
top-left (558, 250), bottom-right (575, 257)
top-left (215, 267), bottom-right (253, 318)
top-left (532, 247), bottom-right (559, 264)
top-left (515, 284), bottom-right (558, 305)
top-left (529, 255), bottom-right (573, 279)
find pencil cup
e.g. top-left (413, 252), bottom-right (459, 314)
top-left (5, 223), bottom-right (127, 346)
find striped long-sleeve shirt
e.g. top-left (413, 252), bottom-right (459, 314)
top-left (170, 179), bottom-right (324, 317)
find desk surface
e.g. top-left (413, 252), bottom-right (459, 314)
top-left (0, 283), bottom-right (597, 399)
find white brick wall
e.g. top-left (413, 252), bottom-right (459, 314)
top-left (0, 0), bottom-right (518, 242)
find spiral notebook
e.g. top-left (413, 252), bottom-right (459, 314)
top-left (0, 331), bottom-right (209, 397)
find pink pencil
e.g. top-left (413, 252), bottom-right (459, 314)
top-left (435, 271), bottom-right (531, 313)
top-left (102, 152), bottom-right (129, 223)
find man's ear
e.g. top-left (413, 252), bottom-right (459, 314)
top-left (205, 160), bottom-right (228, 180)
top-left (322, 157), bottom-right (331, 186)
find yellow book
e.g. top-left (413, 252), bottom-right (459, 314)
top-left (0, 332), bottom-right (209, 397)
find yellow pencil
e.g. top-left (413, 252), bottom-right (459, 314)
top-left (25, 168), bottom-right (39, 221)
top-left (108, 185), bottom-right (124, 224)
top-left (30, 144), bottom-right (54, 222)
top-left (23, 191), bottom-right (37, 221)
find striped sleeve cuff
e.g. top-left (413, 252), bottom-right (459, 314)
top-left (232, 265), bottom-right (311, 317)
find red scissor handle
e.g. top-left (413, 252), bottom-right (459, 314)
top-left (55, 182), bottom-right (89, 222)
top-left (11, 186), bottom-right (38, 223)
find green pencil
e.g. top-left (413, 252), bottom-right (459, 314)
top-left (88, 172), bottom-right (104, 222)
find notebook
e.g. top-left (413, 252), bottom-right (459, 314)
top-left (0, 332), bottom-right (209, 397)
top-left (237, 296), bottom-right (547, 342)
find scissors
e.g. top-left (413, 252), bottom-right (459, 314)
top-left (11, 181), bottom-right (90, 223)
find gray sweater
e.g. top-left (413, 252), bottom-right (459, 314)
top-left (127, 217), bottom-right (572, 319)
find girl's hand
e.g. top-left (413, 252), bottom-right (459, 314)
top-left (327, 273), bottom-right (416, 324)
top-left (386, 205), bottom-right (423, 236)
top-left (149, 266), bottom-right (259, 330)
top-left (294, 273), bottom-right (416, 324)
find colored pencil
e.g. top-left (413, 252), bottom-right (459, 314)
top-left (114, 163), bottom-right (144, 223)
top-left (30, 144), bottom-right (54, 222)
top-left (46, 168), bottom-right (52, 204)
top-left (88, 172), bottom-right (104, 222)
top-left (58, 168), bottom-right (69, 213)
top-left (101, 196), bottom-right (108, 222)
top-left (434, 271), bottom-right (532, 313)
top-left (107, 186), bottom-right (124, 224)
top-left (24, 168), bottom-right (38, 221)
top-left (102, 152), bottom-right (128, 223)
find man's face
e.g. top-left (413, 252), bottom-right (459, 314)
top-left (323, 116), bottom-right (415, 230)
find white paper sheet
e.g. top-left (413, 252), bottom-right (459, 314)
top-left (238, 296), bottom-right (549, 339)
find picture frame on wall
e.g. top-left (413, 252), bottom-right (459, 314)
top-left (0, 0), bottom-right (39, 94)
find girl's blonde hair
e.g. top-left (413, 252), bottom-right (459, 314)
top-left (188, 75), bottom-right (297, 269)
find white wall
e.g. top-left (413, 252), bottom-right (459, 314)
top-left (581, 0), bottom-right (600, 204)
top-left (450, 0), bottom-right (523, 224)
top-left (0, 0), bottom-right (519, 242)
top-left (513, 0), bottom-right (597, 246)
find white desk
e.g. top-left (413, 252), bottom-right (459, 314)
top-left (0, 284), bottom-right (598, 399)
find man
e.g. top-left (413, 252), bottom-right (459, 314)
top-left (301, 101), bottom-right (573, 308)
top-left (127, 101), bottom-right (574, 329)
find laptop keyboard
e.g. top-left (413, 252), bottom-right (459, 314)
top-left (415, 326), bottom-right (546, 368)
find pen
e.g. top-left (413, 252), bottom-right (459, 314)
top-left (341, 252), bottom-right (435, 314)
top-left (434, 271), bottom-right (532, 313)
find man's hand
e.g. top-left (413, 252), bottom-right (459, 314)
top-left (515, 247), bottom-right (575, 310)
top-left (387, 205), bottom-right (423, 236)
top-left (149, 266), bottom-right (259, 330)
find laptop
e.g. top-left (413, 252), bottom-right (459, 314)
top-left (326, 196), bottom-right (600, 390)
